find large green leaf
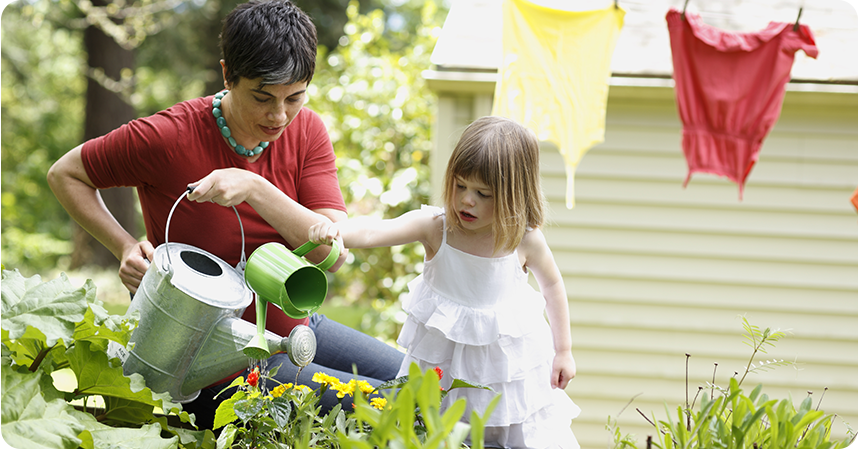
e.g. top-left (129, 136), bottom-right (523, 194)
top-left (233, 397), bottom-right (264, 423)
top-left (65, 340), bottom-right (182, 413)
top-left (270, 396), bottom-right (293, 429)
top-left (80, 421), bottom-right (178, 449)
top-left (213, 391), bottom-right (244, 430)
top-left (151, 416), bottom-right (217, 449)
top-left (3, 325), bottom-right (52, 369)
top-left (74, 300), bottom-right (137, 352)
top-left (1, 269), bottom-right (43, 312)
top-left (1, 366), bottom-right (84, 449)
top-left (1, 270), bottom-right (91, 346)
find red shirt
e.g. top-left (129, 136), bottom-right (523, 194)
top-left (666, 9), bottom-right (818, 198)
top-left (82, 95), bottom-right (346, 336)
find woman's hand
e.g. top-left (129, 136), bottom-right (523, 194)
top-left (550, 350), bottom-right (577, 390)
top-left (187, 168), bottom-right (261, 207)
top-left (119, 240), bottom-right (155, 294)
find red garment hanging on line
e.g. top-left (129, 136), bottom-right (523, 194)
top-left (666, 8), bottom-right (818, 198)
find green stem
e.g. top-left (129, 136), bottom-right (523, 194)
top-left (29, 344), bottom-right (55, 372)
top-left (739, 334), bottom-right (765, 387)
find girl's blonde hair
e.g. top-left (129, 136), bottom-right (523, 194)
top-left (442, 116), bottom-right (545, 254)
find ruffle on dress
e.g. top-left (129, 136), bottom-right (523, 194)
top-left (479, 397), bottom-right (581, 449)
top-left (436, 354), bottom-right (580, 426)
top-left (401, 275), bottom-right (548, 346)
top-left (397, 313), bottom-right (554, 385)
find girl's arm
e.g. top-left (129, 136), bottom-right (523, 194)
top-left (520, 229), bottom-right (577, 389)
top-left (309, 208), bottom-right (442, 253)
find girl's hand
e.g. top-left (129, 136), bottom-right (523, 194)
top-left (550, 351), bottom-right (577, 390)
top-left (308, 221), bottom-right (344, 254)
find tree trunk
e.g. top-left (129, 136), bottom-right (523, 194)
top-left (71, 0), bottom-right (140, 269)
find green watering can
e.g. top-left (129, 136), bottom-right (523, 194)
top-left (242, 240), bottom-right (340, 359)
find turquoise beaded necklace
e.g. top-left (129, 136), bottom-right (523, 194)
top-left (212, 90), bottom-right (270, 157)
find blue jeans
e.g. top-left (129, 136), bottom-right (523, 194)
top-left (183, 313), bottom-right (404, 430)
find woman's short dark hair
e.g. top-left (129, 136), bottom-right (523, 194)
top-left (220, 0), bottom-right (317, 87)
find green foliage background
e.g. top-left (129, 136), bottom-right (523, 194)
top-left (2, 2), bottom-right (85, 270)
top-left (308, 1), bottom-right (444, 341)
top-left (1, 0), bottom-right (448, 342)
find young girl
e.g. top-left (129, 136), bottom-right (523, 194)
top-left (308, 116), bottom-right (580, 448)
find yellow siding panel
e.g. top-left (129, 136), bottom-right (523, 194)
top-left (430, 85), bottom-right (857, 448)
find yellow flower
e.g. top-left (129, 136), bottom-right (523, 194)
top-left (313, 372), bottom-right (376, 398)
top-left (370, 397), bottom-right (387, 410)
top-left (356, 380), bottom-right (375, 395)
top-left (312, 372), bottom-right (341, 387)
top-left (294, 384), bottom-right (312, 393)
top-left (333, 380), bottom-right (356, 399)
top-left (271, 384), bottom-right (291, 398)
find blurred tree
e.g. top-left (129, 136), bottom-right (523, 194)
top-left (77, 0), bottom-right (140, 268)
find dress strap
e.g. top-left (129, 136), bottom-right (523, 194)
top-left (419, 204), bottom-right (447, 245)
top-left (441, 210), bottom-right (448, 245)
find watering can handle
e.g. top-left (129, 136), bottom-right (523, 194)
top-left (162, 186), bottom-right (247, 272)
top-left (292, 240), bottom-right (341, 272)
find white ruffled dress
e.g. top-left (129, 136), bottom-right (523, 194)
top-left (396, 207), bottom-right (580, 449)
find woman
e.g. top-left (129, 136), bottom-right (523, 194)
top-left (47, 0), bottom-right (404, 429)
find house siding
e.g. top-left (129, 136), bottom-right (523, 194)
top-left (429, 82), bottom-right (858, 448)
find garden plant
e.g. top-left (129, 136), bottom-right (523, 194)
top-left (0, 268), bottom-right (499, 449)
top-left (606, 317), bottom-right (857, 449)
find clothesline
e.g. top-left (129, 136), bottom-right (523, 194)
top-left (493, 0), bottom-right (826, 208)
top-left (610, 1), bottom-right (856, 31)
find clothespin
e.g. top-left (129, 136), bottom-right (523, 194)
top-left (793, 7), bottom-right (803, 31)
top-left (681, 0), bottom-right (690, 21)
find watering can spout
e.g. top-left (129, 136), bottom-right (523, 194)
top-left (242, 240), bottom-right (340, 359)
top-left (179, 320), bottom-right (317, 398)
top-left (243, 294), bottom-right (272, 359)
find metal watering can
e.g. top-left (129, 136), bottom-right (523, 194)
top-left (110, 188), bottom-right (335, 403)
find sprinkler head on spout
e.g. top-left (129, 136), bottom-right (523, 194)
top-left (286, 325), bottom-right (316, 367)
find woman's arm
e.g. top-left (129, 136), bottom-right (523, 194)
top-left (47, 144), bottom-right (154, 292)
top-left (520, 229), bottom-right (576, 389)
top-left (187, 168), bottom-right (347, 270)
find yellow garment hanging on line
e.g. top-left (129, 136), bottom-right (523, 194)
top-left (492, 0), bottom-right (625, 209)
